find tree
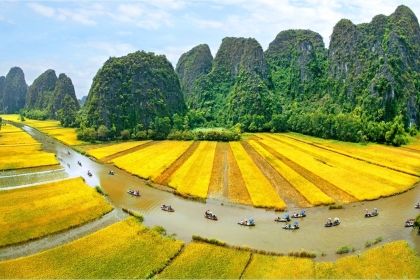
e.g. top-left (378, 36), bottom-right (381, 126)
top-left (57, 95), bottom-right (78, 127)
top-left (385, 115), bottom-right (408, 147)
top-left (97, 125), bottom-right (109, 141)
top-left (0, 117), bottom-right (2, 130)
top-left (120, 129), bottom-right (130, 140)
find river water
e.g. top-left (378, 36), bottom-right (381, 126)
top-left (21, 125), bottom-right (420, 261)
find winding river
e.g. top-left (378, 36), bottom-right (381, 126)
top-left (21, 125), bottom-right (420, 261)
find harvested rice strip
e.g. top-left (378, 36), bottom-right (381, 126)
top-left (230, 142), bottom-right (286, 209)
top-left (0, 218), bottom-right (184, 279)
top-left (0, 177), bottom-right (113, 247)
top-left (255, 139), bottom-right (356, 203)
top-left (270, 134), bottom-right (418, 193)
top-left (242, 254), bottom-right (315, 279)
top-left (225, 143), bottom-right (252, 205)
top-left (87, 141), bottom-right (151, 160)
top-left (157, 242), bottom-right (250, 279)
top-left (154, 142), bottom-right (200, 185)
top-left (102, 141), bottom-right (157, 163)
top-left (248, 140), bottom-right (333, 206)
top-left (112, 141), bottom-right (193, 180)
top-left (315, 241), bottom-right (420, 279)
top-left (168, 141), bottom-right (216, 198)
top-left (207, 142), bottom-right (224, 197)
top-left (258, 135), bottom-right (397, 200)
top-left (243, 141), bottom-right (312, 208)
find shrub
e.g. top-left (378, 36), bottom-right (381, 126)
top-left (95, 185), bottom-right (107, 196)
top-left (336, 245), bottom-right (351, 254)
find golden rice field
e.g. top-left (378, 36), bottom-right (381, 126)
top-left (112, 141), bottom-right (193, 180)
top-left (157, 242), bottom-right (251, 279)
top-left (0, 144), bottom-right (58, 170)
top-left (0, 124), bottom-right (38, 145)
top-left (287, 132), bottom-right (420, 176)
top-left (248, 140), bottom-right (334, 206)
top-left (230, 142), bottom-right (286, 209)
top-left (87, 140), bottom-right (151, 160)
top-left (168, 141), bottom-right (216, 198)
top-left (315, 240), bottom-right (420, 278)
top-left (257, 134), bottom-right (419, 201)
top-left (1, 114), bottom-right (84, 145)
top-left (0, 218), bottom-right (184, 279)
top-left (0, 177), bottom-right (113, 247)
top-left (242, 254), bottom-right (315, 279)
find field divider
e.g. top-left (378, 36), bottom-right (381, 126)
top-left (102, 141), bottom-right (159, 163)
top-left (283, 134), bottom-right (420, 178)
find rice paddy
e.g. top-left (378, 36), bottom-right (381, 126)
top-left (315, 240), bottom-right (420, 278)
top-left (168, 141), bottom-right (216, 198)
top-left (0, 144), bottom-right (58, 170)
top-left (0, 177), bottom-right (113, 247)
top-left (157, 241), bottom-right (251, 279)
top-left (112, 141), bottom-right (193, 180)
top-left (0, 218), bottom-right (184, 279)
top-left (242, 254), bottom-right (316, 279)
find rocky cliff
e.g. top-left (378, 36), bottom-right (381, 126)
top-left (182, 37), bottom-right (279, 129)
top-left (175, 44), bottom-right (213, 106)
top-left (25, 69), bottom-right (57, 111)
top-left (84, 51), bottom-right (186, 133)
top-left (50, 73), bottom-right (80, 118)
top-left (1, 67), bottom-right (27, 114)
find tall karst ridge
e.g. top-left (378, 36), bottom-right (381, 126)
top-left (175, 44), bottom-right (213, 107)
top-left (84, 51), bottom-right (186, 133)
top-left (1, 67), bottom-right (27, 114)
top-left (182, 37), bottom-right (280, 129)
top-left (327, 5), bottom-right (420, 125)
top-left (265, 29), bottom-right (328, 103)
top-left (179, 5), bottom-right (420, 131)
top-left (25, 70), bottom-right (80, 120)
top-left (25, 69), bottom-right (58, 111)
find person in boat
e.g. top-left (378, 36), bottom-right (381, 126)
top-left (327, 218), bottom-right (332, 225)
top-left (373, 208), bottom-right (378, 214)
top-left (205, 210), bottom-right (209, 216)
top-left (135, 190), bottom-right (140, 195)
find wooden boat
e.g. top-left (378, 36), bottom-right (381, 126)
top-left (291, 210), bottom-right (306, 218)
top-left (238, 218), bottom-right (255, 226)
top-left (161, 205), bottom-right (174, 212)
top-left (365, 208), bottom-right (379, 218)
top-left (127, 190), bottom-right (140, 196)
top-left (405, 219), bottom-right (414, 227)
top-left (325, 217), bottom-right (340, 227)
top-left (415, 204), bottom-right (420, 209)
top-left (87, 171), bottom-right (92, 177)
top-left (274, 215), bottom-right (290, 222)
top-left (108, 171), bottom-right (114, 175)
top-left (204, 212), bottom-right (217, 220)
top-left (283, 222), bottom-right (299, 230)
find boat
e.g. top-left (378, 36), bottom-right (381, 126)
top-left (365, 208), bottom-right (379, 218)
top-left (87, 170), bottom-right (92, 177)
top-left (238, 218), bottom-right (255, 226)
top-left (405, 219), bottom-right (415, 227)
top-left (325, 217), bottom-right (340, 227)
top-left (127, 190), bottom-right (140, 196)
top-left (77, 161), bottom-right (82, 166)
top-left (415, 204), bottom-right (420, 209)
top-left (291, 210), bottom-right (306, 218)
top-left (274, 214), bottom-right (290, 222)
top-left (161, 205), bottom-right (174, 212)
top-left (283, 222), bottom-right (299, 230)
top-left (204, 211), bottom-right (217, 220)
top-left (108, 170), bottom-right (114, 175)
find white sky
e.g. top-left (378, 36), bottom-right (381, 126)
top-left (1, 0), bottom-right (419, 98)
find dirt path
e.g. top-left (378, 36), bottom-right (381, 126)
top-left (256, 139), bottom-right (357, 204)
top-left (241, 141), bottom-right (311, 208)
top-left (0, 209), bottom-right (127, 261)
top-left (101, 141), bottom-right (160, 163)
top-left (154, 142), bottom-right (200, 185)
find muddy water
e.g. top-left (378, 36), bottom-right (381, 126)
top-left (21, 125), bottom-right (420, 261)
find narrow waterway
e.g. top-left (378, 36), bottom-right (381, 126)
top-left (20, 125), bottom-right (420, 261)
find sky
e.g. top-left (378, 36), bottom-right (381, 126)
top-left (1, 0), bottom-right (420, 99)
